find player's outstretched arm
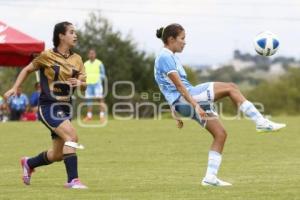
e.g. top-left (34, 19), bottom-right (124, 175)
top-left (4, 63), bottom-right (36, 99)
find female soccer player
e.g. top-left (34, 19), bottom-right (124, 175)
top-left (4, 22), bottom-right (87, 189)
top-left (154, 23), bottom-right (286, 186)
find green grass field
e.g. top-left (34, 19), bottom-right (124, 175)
top-left (1, 116), bottom-right (300, 200)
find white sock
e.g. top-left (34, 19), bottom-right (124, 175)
top-left (87, 112), bottom-right (92, 118)
top-left (205, 151), bottom-right (222, 178)
top-left (99, 112), bottom-right (105, 118)
top-left (239, 100), bottom-right (265, 125)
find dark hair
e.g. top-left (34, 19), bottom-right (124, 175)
top-left (156, 23), bottom-right (184, 44)
top-left (88, 48), bottom-right (96, 54)
top-left (53, 21), bottom-right (73, 48)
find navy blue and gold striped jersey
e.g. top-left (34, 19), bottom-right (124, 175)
top-left (32, 48), bottom-right (86, 104)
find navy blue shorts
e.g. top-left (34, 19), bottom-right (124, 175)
top-left (38, 103), bottom-right (73, 139)
top-left (174, 102), bottom-right (217, 127)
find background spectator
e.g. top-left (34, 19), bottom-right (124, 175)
top-left (29, 82), bottom-right (40, 114)
top-left (0, 95), bottom-right (8, 122)
top-left (0, 95), bottom-right (3, 120)
top-left (7, 87), bottom-right (29, 121)
top-left (83, 49), bottom-right (107, 123)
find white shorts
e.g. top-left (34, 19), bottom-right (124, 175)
top-left (85, 82), bottom-right (103, 99)
top-left (190, 82), bottom-right (214, 103)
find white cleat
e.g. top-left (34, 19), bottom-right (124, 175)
top-left (201, 175), bottom-right (232, 186)
top-left (256, 119), bottom-right (286, 132)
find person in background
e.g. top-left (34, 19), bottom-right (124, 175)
top-left (83, 49), bottom-right (106, 123)
top-left (7, 87), bottom-right (29, 121)
top-left (29, 82), bottom-right (41, 114)
top-left (20, 82), bottom-right (41, 121)
top-left (0, 95), bottom-right (7, 122)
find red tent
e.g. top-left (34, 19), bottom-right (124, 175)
top-left (0, 21), bottom-right (45, 67)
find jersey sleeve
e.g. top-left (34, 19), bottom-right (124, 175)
top-left (78, 57), bottom-right (86, 81)
top-left (31, 51), bottom-right (48, 70)
top-left (100, 63), bottom-right (106, 81)
top-left (157, 55), bottom-right (177, 75)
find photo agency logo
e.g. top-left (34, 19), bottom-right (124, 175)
top-left (49, 80), bottom-right (266, 128)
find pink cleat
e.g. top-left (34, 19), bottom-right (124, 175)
top-left (20, 157), bottom-right (34, 185)
top-left (64, 178), bottom-right (88, 189)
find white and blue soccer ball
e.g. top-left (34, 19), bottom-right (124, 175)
top-left (254, 31), bottom-right (279, 56)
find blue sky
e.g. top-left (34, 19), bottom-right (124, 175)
top-left (1, 0), bottom-right (300, 65)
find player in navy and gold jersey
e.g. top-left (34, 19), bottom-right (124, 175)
top-left (4, 21), bottom-right (87, 189)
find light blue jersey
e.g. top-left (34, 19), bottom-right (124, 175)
top-left (8, 94), bottom-right (28, 111)
top-left (154, 48), bottom-right (193, 105)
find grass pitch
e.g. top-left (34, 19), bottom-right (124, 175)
top-left (0, 116), bottom-right (299, 200)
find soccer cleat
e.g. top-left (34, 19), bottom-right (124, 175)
top-left (256, 119), bottom-right (286, 132)
top-left (64, 178), bottom-right (88, 189)
top-left (20, 157), bottom-right (35, 185)
top-left (201, 175), bottom-right (232, 186)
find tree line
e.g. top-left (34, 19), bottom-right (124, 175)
top-left (0, 12), bottom-right (299, 116)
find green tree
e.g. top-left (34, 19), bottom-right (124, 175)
top-left (74, 12), bottom-right (158, 115)
top-left (246, 68), bottom-right (300, 115)
top-left (0, 68), bottom-right (37, 97)
top-left (184, 65), bottom-right (199, 85)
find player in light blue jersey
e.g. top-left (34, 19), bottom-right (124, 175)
top-left (154, 23), bottom-right (286, 186)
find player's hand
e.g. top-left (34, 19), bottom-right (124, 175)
top-left (171, 107), bottom-right (184, 129)
top-left (195, 104), bottom-right (206, 119)
top-left (4, 87), bottom-right (17, 99)
top-left (176, 119), bottom-right (184, 129)
top-left (67, 78), bottom-right (81, 87)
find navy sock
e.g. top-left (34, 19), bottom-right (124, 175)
top-left (27, 151), bottom-right (52, 169)
top-left (63, 153), bottom-right (78, 183)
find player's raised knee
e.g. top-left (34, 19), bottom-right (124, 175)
top-left (228, 82), bottom-right (239, 90)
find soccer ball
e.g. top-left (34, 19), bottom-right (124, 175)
top-left (254, 31), bottom-right (279, 56)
